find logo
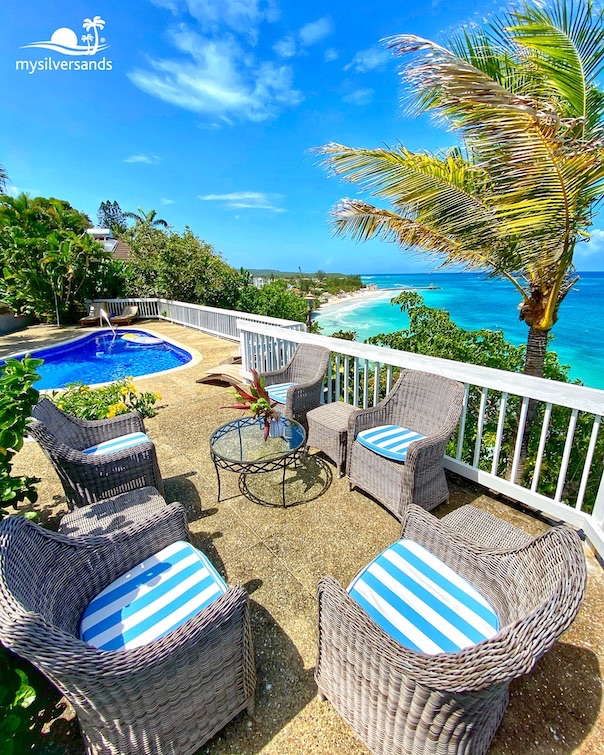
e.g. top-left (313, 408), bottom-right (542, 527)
top-left (21, 16), bottom-right (109, 56)
top-left (16, 16), bottom-right (112, 74)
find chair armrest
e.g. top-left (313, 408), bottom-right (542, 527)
top-left (262, 366), bottom-right (290, 386)
top-left (347, 404), bottom-right (389, 439)
top-left (67, 438), bottom-right (155, 464)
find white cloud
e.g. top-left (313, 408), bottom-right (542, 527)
top-left (128, 30), bottom-right (302, 123)
top-left (299, 17), bottom-right (333, 46)
top-left (575, 228), bottom-right (604, 260)
top-left (161, 198), bottom-right (175, 205)
top-left (123, 154), bottom-right (161, 164)
top-left (199, 191), bottom-right (286, 212)
top-left (343, 88), bottom-right (374, 105)
top-left (152, 0), bottom-right (279, 40)
top-left (344, 46), bottom-right (389, 73)
top-left (273, 35), bottom-right (297, 58)
top-left (324, 48), bottom-right (338, 62)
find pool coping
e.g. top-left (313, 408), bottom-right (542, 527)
top-left (1, 325), bottom-right (203, 392)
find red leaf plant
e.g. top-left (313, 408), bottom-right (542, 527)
top-left (221, 369), bottom-right (278, 441)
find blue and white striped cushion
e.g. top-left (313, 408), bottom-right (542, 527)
top-left (266, 382), bottom-right (297, 404)
top-left (348, 539), bottom-right (499, 655)
top-left (82, 432), bottom-right (150, 456)
top-left (356, 425), bottom-right (424, 462)
top-left (80, 541), bottom-right (227, 651)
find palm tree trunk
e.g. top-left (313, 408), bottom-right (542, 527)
top-left (507, 326), bottom-right (549, 484)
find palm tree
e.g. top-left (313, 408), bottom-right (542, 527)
top-left (124, 207), bottom-right (169, 229)
top-left (82, 16), bottom-right (105, 55)
top-left (317, 0), bottom-right (604, 481)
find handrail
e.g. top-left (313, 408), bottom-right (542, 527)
top-left (237, 318), bottom-right (604, 558)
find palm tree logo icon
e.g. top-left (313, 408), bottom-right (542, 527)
top-left (21, 16), bottom-right (109, 56)
top-left (82, 16), bottom-right (105, 55)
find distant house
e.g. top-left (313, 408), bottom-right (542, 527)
top-left (252, 277), bottom-right (266, 288)
top-left (86, 228), bottom-right (132, 260)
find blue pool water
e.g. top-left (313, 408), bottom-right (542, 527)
top-left (4, 330), bottom-right (192, 389)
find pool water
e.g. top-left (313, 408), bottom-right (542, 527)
top-left (5, 329), bottom-right (192, 389)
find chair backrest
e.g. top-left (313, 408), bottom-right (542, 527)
top-left (288, 344), bottom-right (331, 384)
top-left (386, 370), bottom-right (465, 437)
top-left (30, 397), bottom-right (85, 450)
top-left (119, 305), bottom-right (138, 318)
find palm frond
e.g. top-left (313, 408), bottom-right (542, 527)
top-left (318, 142), bottom-right (498, 248)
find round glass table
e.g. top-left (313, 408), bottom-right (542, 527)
top-left (209, 416), bottom-right (306, 507)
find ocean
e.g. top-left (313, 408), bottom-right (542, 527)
top-left (315, 272), bottom-right (604, 390)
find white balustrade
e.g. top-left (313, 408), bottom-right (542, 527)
top-left (94, 297), bottom-right (305, 341)
top-left (237, 319), bottom-right (604, 558)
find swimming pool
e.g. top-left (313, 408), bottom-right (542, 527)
top-left (2, 329), bottom-right (193, 390)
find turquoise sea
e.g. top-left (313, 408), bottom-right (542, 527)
top-left (315, 272), bottom-right (604, 390)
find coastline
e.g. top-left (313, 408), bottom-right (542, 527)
top-left (315, 287), bottom-right (396, 312)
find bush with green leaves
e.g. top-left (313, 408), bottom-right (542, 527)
top-left (0, 193), bottom-right (125, 323)
top-left (0, 651), bottom-right (39, 755)
top-left (0, 356), bottom-right (42, 518)
top-left (50, 378), bottom-right (161, 420)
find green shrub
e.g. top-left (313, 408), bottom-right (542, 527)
top-left (0, 356), bottom-right (42, 518)
top-left (0, 651), bottom-right (39, 755)
top-left (50, 377), bottom-right (161, 420)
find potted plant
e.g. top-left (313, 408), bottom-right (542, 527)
top-left (221, 369), bottom-right (284, 440)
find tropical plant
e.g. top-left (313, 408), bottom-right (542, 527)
top-left (49, 378), bottom-right (161, 421)
top-left (123, 225), bottom-right (244, 306)
top-left (238, 278), bottom-right (308, 322)
top-left (124, 206), bottom-right (169, 229)
top-left (0, 193), bottom-right (121, 323)
top-left (221, 369), bottom-right (279, 440)
top-left (317, 0), bottom-right (604, 479)
top-left (0, 357), bottom-right (43, 518)
top-left (0, 165), bottom-right (8, 194)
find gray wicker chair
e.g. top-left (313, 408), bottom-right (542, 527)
top-left (261, 343), bottom-right (331, 425)
top-left (0, 512), bottom-right (256, 755)
top-left (347, 370), bottom-right (465, 518)
top-left (29, 397), bottom-right (164, 507)
top-left (316, 504), bottom-right (587, 755)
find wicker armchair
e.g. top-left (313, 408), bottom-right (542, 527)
top-left (29, 397), bottom-right (163, 507)
top-left (347, 369), bottom-right (465, 518)
top-left (0, 512), bottom-right (256, 755)
top-left (316, 504), bottom-right (587, 755)
top-left (261, 343), bottom-right (331, 425)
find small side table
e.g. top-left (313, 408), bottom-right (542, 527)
top-left (307, 402), bottom-right (358, 477)
top-left (58, 486), bottom-right (167, 537)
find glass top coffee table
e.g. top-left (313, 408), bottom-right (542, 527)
top-left (210, 416), bottom-right (306, 507)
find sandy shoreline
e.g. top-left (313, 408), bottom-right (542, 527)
top-left (315, 287), bottom-right (397, 312)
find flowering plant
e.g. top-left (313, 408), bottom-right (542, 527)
top-left (50, 378), bottom-right (161, 420)
top-left (221, 369), bottom-right (278, 441)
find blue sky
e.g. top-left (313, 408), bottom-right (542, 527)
top-left (1, 0), bottom-right (604, 274)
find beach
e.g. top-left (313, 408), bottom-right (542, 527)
top-left (314, 272), bottom-right (604, 390)
top-left (316, 287), bottom-right (396, 311)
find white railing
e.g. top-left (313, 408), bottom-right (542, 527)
top-left (95, 298), bottom-right (306, 341)
top-left (238, 319), bottom-right (604, 558)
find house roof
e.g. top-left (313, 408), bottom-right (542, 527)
top-left (113, 240), bottom-right (131, 260)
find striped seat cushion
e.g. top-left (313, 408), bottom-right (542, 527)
top-left (266, 382), bottom-right (297, 404)
top-left (356, 425), bottom-right (425, 462)
top-left (82, 431), bottom-right (150, 456)
top-left (80, 541), bottom-right (227, 651)
top-left (348, 539), bottom-right (499, 655)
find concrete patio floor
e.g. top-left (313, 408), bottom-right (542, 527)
top-left (6, 321), bottom-right (604, 755)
